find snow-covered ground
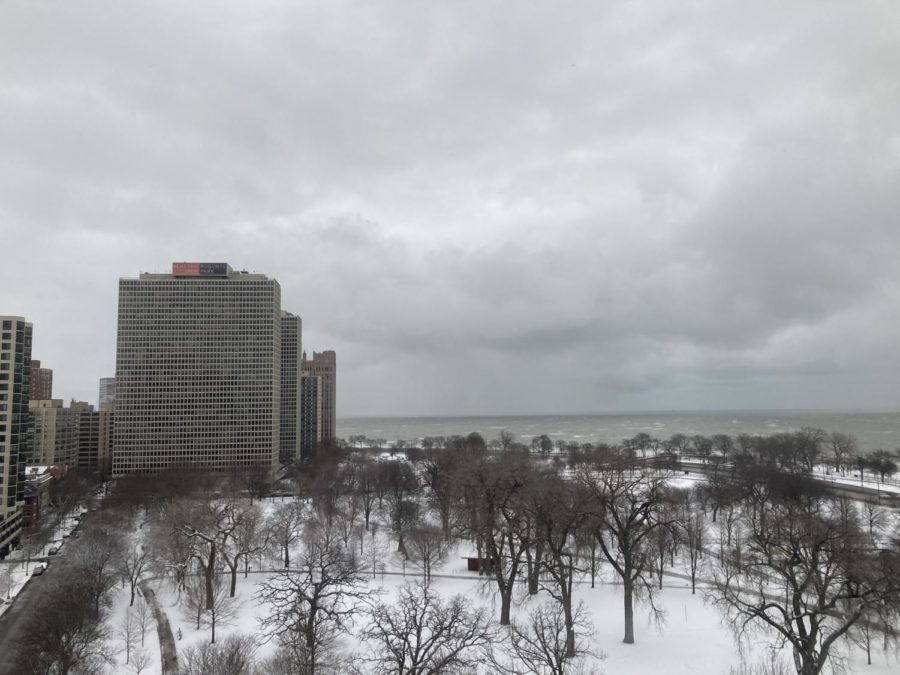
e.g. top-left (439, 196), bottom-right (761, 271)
top-left (105, 582), bottom-right (162, 674)
top-left (128, 545), bottom-right (899, 675)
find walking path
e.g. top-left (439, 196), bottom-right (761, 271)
top-left (141, 582), bottom-right (178, 674)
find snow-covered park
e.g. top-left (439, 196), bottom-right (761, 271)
top-left (114, 537), bottom-right (899, 675)
top-left (8, 447), bottom-right (900, 675)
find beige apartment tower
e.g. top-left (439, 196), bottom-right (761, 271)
top-left (301, 349), bottom-right (336, 445)
top-left (113, 263), bottom-right (284, 475)
top-left (29, 359), bottom-right (53, 401)
top-left (29, 399), bottom-right (77, 466)
top-left (0, 316), bottom-right (32, 557)
top-left (29, 399), bottom-right (109, 474)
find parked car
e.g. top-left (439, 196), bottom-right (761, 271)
top-left (48, 547), bottom-right (59, 556)
top-left (32, 565), bottom-right (45, 576)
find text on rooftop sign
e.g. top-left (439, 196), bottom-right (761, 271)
top-left (172, 262), bottom-right (229, 276)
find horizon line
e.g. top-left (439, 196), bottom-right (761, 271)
top-left (338, 406), bottom-right (900, 422)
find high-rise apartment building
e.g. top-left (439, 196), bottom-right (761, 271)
top-left (0, 316), bottom-right (32, 557)
top-left (299, 372), bottom-right (322, 460)
top-left (29, 359), bottom-right (53, 401)
top-left (97, 407), bottom-right (112, 478)
top-left (113, 262), bottom-right (291, 475)
top-left (280, 313), bottom-right (301, 464)
top-left (99, 377), bottom-right (116, 410)
top-left (301, 350), bottom-right (336, 443)
top-left (29, 399), bottom-right (77, 466)
top-left (28, 399), bottom-right (102, 470)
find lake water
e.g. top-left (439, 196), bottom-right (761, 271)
top-left (337, 410), bottom-right (900, 452)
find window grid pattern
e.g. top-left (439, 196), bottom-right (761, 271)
top-left (113, 276), bottom-right (282, 475)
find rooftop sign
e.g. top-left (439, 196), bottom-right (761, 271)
top-left (172, 262), bottom-right (230, 277)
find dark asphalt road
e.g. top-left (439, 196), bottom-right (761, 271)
top-left (0, 555), bottom-right (61, 675)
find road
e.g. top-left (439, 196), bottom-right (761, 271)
top-left (677, 459), bottom-right (900, 506)
top-left (0, 554), bottom-right (63, 675)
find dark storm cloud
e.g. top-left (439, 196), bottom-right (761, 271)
top-left (2, 0), bottom-right (899, 416)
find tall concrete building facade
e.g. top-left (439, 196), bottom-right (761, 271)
top-left (0, 316), bottom-right (32, 557)
top-left (29, 399), bottom-right (77, 466)
top-left (29, 359), bottom-right (53, 401)
top-left (301, 350), bottom-right (336, 443)
top-left (28, 399), bottom-right (104, 471)
top-left (299, 373), bottom-right (322, 460)
top-left (113, 262), bottom-right (287, 475)
top-left (280, 313), bottom-right (301, 464)
top-left (99, 377), bottom-right (116, 410)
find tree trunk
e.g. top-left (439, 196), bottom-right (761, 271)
top-left (623, 575), bottom-right (635, 644)
top-left (306, 607), bottom-right (318, 674)
top-left (564, 599), bottom-right (576, 658)
top-left (527, 541), bottom-right (543, 595)
top-left (205, 546), bottom-right (216, 610)
top-left (500, 588), bottom-right (512, 625)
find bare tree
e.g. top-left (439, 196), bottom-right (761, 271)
top-left (678, 506), bottom-right (706, 594)
top-left (221, 501), bottom-right (267, 596)
top-left (20, 522), bottom-right (55, 573)
top-left (267, 499), bottom-right (306, 568)
top-left (118, 541), bottom-right (150, 606)
top-left (406, 525), bottom-right (453, 582)
top-left (827, 432), bottom-right (856, 476)
top-left (581, 464), bottom-right (668, 644)
top-left (532, 475), bottom-right (586, 658)
top-left (148, 512), bottom-right (195, 593)
top-left (456, 454), bottom-right (533, 625)
top-left (48, 469), bottom-right (94, 527)
top-left (255, 522), bottom-right (380, 673)
top-left (358, 580), bottom-right (495, 674)
top-left (118, 605), bottom-right (140, 665)
top-left (135, 595), bottom-right (153, 648)
top-left (794, 427), bottom-right (826, 474)
top-left (0, 561), bottom-right (14, 601)
top-left (380, 461), bottom-right (421, 555)
top-left (488, 601), bottom-right (600, 675)
top-left (167, 496), bottom-right (243, 609)
top-left (12, 580), bottom-right (113, 675)
top-left (351, 457), bottom-right (378, 531)
top-left (184, 573), bottom-right (207, 631)
top-left (131, 648), bottom-right (152, 675)
top-left (575, 512), bottom-right (603, 589)
top-left (183, 573), bottom-right (239, 644)
top-left (862, 501), bottom-right (887, 537)
top-left (363, 523), bottom-right (390, 579)
top-left (180, 633), bottom-right (258, 675)
top-left (422, 448), bottom-right (463, 538)
top-left (69, 521), bottom-right (123, 617)
top-left (648, 495), bottom-right (680, 591)
top-left (710, 494), bottom-right (899, 675)
top-left (334, 497), bottom-right (361, 548)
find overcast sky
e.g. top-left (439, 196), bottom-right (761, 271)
top-left (2, 1), bottom-right (899, 417)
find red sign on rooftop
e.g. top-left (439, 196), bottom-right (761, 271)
top-left (172, 262), bottom-right (229, 277)
top-left (172, 262), bottom-right (201, 276)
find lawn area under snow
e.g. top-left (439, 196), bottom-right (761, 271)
top-left (129, 544), bottom-right (900, 675)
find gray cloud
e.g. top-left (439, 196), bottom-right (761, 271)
top-left (2, 0), bottom-right (899, 416)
